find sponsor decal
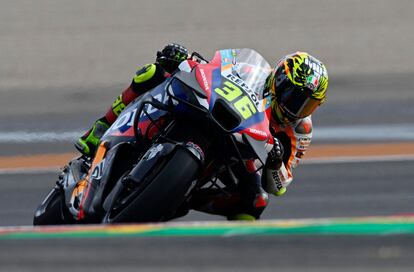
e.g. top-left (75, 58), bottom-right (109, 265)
top-left (225, 73), bottom-right (260, 108)
top-left (297, 140), bottom-right (309, 150)
top-left (305, 75), bottom-right (320, 91)
top-left (271, 170), bottom-right (284, 191)
top-left (145, 144), bottom-right (164, 160)
top-left (214, 80), bottom-right (257, 119)
top-left (303, 57), bottom-right (327, 91)
top-left (304, 58), bottom-right (326, 76)
top-left (248, 128), bottom-right (268, 137)
top-left (298, 137), bottom-right (311, 147)
top-left (91, 158), bottom-right (106, 180)
top-left (199, 69), bottom-right (210, 91)
top-left (112, 94), bottom-right (126, 116)
top-left (231, 49), bottom-right (237, 63)
top-left (112, 108), bottom-right (136, 131)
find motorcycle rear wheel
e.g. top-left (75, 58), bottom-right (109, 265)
top-left (33, 187), bottom-right (67, 225)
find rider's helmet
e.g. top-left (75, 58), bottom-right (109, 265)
top-left (156, 43), bottom-right (188, 74)
top-left (268, 51), bottom-right (328, 124)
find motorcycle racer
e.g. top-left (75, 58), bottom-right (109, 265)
top-left (75, 45), bottom-right (328, 221)
top-left (190, 51), bottom-right (328, 220)
top-left (263, 51), bottom-right (328, 195)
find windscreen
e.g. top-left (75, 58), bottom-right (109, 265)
top-left (219, 49), bottom-right (272, 99)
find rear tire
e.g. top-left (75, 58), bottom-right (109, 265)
top-left (103, 147), bottom-right (200, 223)
top-left (33, 187), bottom-right (67, 225)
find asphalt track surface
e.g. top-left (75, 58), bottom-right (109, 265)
top-left (1, 0), bottom-right (414, 271)
top-left (2, 160), bottom-right (414, 227)
top-left (1, 160), bottom-right (414, 271)
top-left (1, 236), bottom-right (414, 272)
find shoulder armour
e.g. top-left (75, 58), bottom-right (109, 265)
top-left (133, 63), bottom-right (157, 84)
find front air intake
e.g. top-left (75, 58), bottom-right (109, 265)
top-left (211, 99), bottom-right (241, 131)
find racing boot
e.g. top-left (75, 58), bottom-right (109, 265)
top-left (226, 189), bottom-right (269, 221)
top-left (75, 117), bottom-right (110, 157)
top-left (189, 187), bottom-right (268, 221)
top-left (227, 213), bottom-right (256, 221)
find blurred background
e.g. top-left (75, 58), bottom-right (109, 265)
top-left (1, 1), bottom-right (414, 270)
top-left (1, 0), bottom-right (413, 131)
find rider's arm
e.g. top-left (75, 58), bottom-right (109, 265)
top-left (262, 116), bottom-right (313, 196)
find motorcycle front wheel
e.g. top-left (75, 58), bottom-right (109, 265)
top-left (102, 146), bottom-right (200, 223)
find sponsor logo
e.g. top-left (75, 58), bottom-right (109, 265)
top-left (112, 109), bottom-right (136, 132)
top-left (225, 73), bottom-right (260, 108)
top-left (248, 128), bottom-right (267, 137)
top-left (271, 170), bottom-right (284, 191)
top-left (199, 69), bottom-right (210, 91)
top-left (298, 137), bottom-right (311, 147)
top-left (145, 144), bottom-right (164, 160)
top-left (303, 58), bottom-right (327, 91)
top-left (91, 158), bottom-right (106, 180)
top-left (304, 58), bottom-right (326, 76)
top-left (231, 49), bottom-right (237, 64)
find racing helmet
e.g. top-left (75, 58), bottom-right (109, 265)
top-left (268, 51), bottom-right (328, 123)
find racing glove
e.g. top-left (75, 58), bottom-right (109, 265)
top-left (156, 43), bottom-right (188, 73)
top-left (75, 117), bottom-right (110, 157)
top-left (262, 138), bottom-right (287, 196)
top-left (267, 137), bottom-right (284, 170)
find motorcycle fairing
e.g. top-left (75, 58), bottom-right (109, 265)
top-left (76, 141), bottom-right (108, 220)
top-left (194, 49), bottom-right (273, 141)
top-left (102, 48), bottom-right (272, 144)
top-left (102, 80), bottom-right (170, 143)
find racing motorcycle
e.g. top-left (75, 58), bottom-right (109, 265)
top-left (33, 48), bottom-right (275, 225)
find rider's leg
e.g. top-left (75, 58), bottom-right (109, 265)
top-left (189, 163), bottom-right (269, 220)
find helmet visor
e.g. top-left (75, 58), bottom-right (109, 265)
top-left (277, 84), bottom-right (320, 120)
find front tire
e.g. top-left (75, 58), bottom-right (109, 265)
top-left (103, 146), bottom-right (200, 223)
